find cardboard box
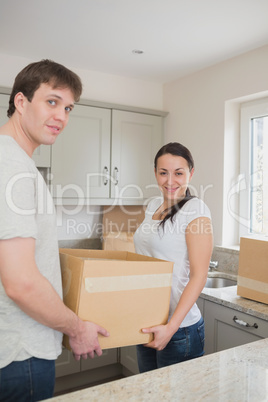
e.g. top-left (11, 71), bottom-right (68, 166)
top-left (102, 232), bottom-right (135, 252)
top-left (102, 205), bottom-right (145, 233)
top-left (237, 237), bottom-right (268, 304)
top-left (59, 248), bottom-right (173, 350)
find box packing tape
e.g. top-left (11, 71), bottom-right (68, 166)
top-left (85, 273), bottom-right (172, 293)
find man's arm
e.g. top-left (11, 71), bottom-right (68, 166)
top-left (0, 237), bottom-right (109, 360)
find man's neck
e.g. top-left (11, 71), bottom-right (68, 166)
top-left (0, 116), bottom-right (34, 157)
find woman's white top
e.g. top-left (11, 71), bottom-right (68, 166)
top-left (133, 196), bottom-right (211, 327)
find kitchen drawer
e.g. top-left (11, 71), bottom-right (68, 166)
top-left (204, 300), bottom-right (268, 354)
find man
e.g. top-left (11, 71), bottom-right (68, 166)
top-left (0, 60), bottom-right (109, 401)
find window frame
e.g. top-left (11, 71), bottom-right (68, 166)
top-left (239, 97), bottom-right (268, 238)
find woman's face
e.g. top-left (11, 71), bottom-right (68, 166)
top-left (154, 153), bottom-right (194, 205)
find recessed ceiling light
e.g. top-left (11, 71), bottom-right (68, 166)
top-left (132, 49), bottom-right (144, 54)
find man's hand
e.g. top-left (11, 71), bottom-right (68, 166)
top-left (69, 321), bottom-right (109, 361)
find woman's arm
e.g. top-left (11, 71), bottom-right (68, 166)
top-left (142, 216), bottom-right (213, 350)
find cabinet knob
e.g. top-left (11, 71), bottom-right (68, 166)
top-left (233, 315), bottom-right (258, 329)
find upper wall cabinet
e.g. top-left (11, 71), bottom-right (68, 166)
top-left (0, 94), bottom-right (10, 126)
top-left (0, 93), bottom-right (51, 167)
top-left (0, 90), bottom-right (164, 205)
top-left (51, 104), bottom-right (111, 200)
top-left (32, 144), bottom-right (51, 168)
top-left (51, 106), bottom-right (163, 205)
top-left (111, 110), bottom-right (162, 201)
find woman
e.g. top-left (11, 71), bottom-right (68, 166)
top-left (134, 142), bottom-right (213, 372)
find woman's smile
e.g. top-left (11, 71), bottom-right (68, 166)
top-left (164, 186), bottom-right (179, 193)
top-left (155, 153), bottom-right (194, 204)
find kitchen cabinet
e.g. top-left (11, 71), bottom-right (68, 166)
top-left (196, 297), bottom-right (204, 316)
top-left (0, 93), bottom-right (11, 127)
top-left (54, 346), bottom-right (139, 395)
top-left (0, 93), bottom-right (51, 167)
top-left (51, 104), bottom-right (111, 201)
top-left (50, 106), bottom-right (163, 205)
top-left (55, 347), bottom-right (121, 395)
top-left (80, 348), bottom-right (118, 371)
top-left (55, 348), bottom-right (80, 378)
top-left (56, 346), bottom-right (138, 379)
top-left (120, 345), bottom-right (139, 375)
top-left (32, 144), bottom-right (51, 167)
top-left (1, 91), bottom-right (164, 203)
top-left (110, 110), bottom-right (162, 201)
top-left (55, 348), bottom-right (118, 378)
top-left (203, 300), bottom-right (267, 355)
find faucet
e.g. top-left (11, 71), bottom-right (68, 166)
top-left (209, 260), bottom-right (219, 270)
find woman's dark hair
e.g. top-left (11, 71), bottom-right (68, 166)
top-left (7, 59), bottom-right (83, 117)
top-left (154, 142), bottom-right (195, 228)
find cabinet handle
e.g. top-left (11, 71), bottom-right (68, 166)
top-left (113, 167), bottom-right (119, 186)
top-left (233, 315), bottom-right (258, 329)
top-left (103, 166), bottom-right (108, 186)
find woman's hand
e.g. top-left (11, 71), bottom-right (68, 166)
top-left (142, 324), bottom-right (175, 351)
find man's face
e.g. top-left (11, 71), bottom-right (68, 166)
top-left (18, 83), bottom-right (75, 147)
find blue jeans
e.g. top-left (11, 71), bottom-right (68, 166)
top-left (0, 357), bottom-right (55, 402)
top-left (136, 317), bottom-right (205, 373)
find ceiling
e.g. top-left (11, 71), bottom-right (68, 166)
top-left (1, 0), bottom-right (268, 84)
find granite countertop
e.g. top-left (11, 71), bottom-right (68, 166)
top-left (49, 269), bottom-right (268, 401)
top-left (50, 338), bottom-right (268, 401)
top-left (201, 271), bottom-right (268, 321)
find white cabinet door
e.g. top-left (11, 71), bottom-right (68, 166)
top-left (120, 345), bottom-right (139, 375)
top-left (0, 93), bottom-right (51, 167)
top-left (32, 145), bottom-right (51, 167)
top-left (111, 110), bottom-right (162, 200)
top-left (204, 300), bottom-right (267, 355)
top-left (80, 348), bottom-right (118, 371)
top-left (0, 93), bottom-right (9, 126)
top-left (55, 348), bottom-right (80, 378)
top-left (51, 105), bottom-right (111, 200)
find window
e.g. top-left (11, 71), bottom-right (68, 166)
top-left (240, 98), bottom-right (268, 237)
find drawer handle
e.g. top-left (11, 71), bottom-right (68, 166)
top-left (233, 315), bottom-right (258, 329)
top-left (113, 167), bottom-right (119, 186)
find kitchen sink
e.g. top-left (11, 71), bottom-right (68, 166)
top-left (204, 276), bottom-right (237, 288)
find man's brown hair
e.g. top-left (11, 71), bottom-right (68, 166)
top-left (7, 59), bottom-right (83, 117)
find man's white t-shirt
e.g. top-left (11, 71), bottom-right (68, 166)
top-left (134, 196), bottom-right (211, 327)
top-left (0, 136), bottom-right (63, 369)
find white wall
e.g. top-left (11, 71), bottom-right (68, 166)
top-left (163, 45), bottom-right (268, 246)
top-left (0, 54), bottom-right (163, 110)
